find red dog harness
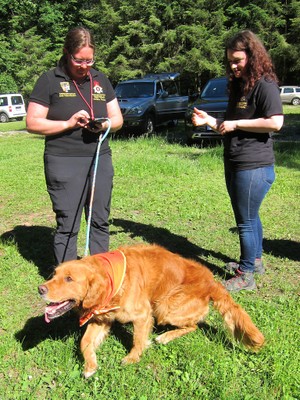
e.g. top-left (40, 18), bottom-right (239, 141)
top-left (79, 250), bottom-right (126, 327)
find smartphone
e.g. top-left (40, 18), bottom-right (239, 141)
top-left (87, 118), bottom-right (103, 130)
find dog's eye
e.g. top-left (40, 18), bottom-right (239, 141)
top-left (65, 276), bottom-right (73, 282)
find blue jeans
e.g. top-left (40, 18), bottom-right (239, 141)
top-left (225, 164), bottom-right (275, 273)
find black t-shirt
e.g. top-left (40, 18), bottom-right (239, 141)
top-left (224, 77), bottom-right (283, 170)
top-left (29, 65), bottom-right (116, 156)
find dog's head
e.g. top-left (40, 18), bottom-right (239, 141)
top-left (38, 257), bottom-right (108, 323)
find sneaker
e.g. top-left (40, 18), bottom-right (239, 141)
top-left (223, 270), bottom-right (257, 292)
top-left (225, 259), bottom-right (265, 275)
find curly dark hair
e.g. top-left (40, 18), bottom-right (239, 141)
top-left (225, 30), bottom-right (278, 96)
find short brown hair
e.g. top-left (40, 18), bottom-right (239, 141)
top-left (63, 26), bottom-right (95, 55)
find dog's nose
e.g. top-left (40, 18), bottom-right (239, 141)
top-left (38, 285), bottom-right (48, 296)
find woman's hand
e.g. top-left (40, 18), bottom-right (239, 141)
top-left (219, 120), bottom-right (237, 135)
top-left (192, 108), bottom-right (221, 132)
top-left (192, 108), bottom-right (209, 126)
top-left (26, 103), bottom-right (91, 136)
top-left (69, 110), bottom-right (90, 129)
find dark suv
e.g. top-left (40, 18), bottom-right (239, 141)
top-left (185, 77), bottom-right (228, 144)
top-left (115, 73), bottom-right (189, 134)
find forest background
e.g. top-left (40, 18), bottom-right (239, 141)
top-left (0, 0), bottom-right (299, 100)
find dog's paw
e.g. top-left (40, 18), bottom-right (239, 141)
top-left (155, 333), bottom-right (170, 345)
top-left (122, 353), bottom-right (140, 365)
top-left (83, 368), bottom-right (97, 379)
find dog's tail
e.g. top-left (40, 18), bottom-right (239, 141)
top-left (210, 282), bottom-right (265, 351)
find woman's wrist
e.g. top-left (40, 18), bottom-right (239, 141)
top-left (207, 116), bottom-right (218, 130)
top-left (62, 120), bottom-right (71, 132)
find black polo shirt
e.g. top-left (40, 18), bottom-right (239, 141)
top-left (29, 65), bottom-right (116, 156)
top-left (224, 77), bottom-right (283, 170)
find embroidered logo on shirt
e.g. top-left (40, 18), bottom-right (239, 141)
top-left (237, 96), bottom-right (248, 109)
top-left (93, 81), bottom-right (103, 94)
top-left (92, 80), bottom-right (106, 101)
top-left (60, 82), bottom-right (71, 93)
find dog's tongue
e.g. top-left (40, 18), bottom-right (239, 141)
top-left (44, 301), bottom-right (69, 323)
top-left (44, 303), bottom-right (58, 323)
top-left (45, 313), bottom-right (51, 323)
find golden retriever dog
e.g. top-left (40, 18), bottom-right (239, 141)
top-left (38, 244), bottom-right (265, 378)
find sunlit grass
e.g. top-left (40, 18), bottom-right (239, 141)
top-left (0, 107), bottom-right (299, 399)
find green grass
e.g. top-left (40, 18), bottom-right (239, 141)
top-left (0, 118), bottom-right (26, 132)
top-left (0, 108), bottom-right (299, 399)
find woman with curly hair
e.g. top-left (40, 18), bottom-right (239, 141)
top-left (192, 30), bottom-right (284, 291)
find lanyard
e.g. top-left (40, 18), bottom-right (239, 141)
top-left (73, 71), bottom-right (95, 120)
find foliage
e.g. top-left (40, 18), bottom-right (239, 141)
top-left (0, 73), bottom-right (18, 93)
top-left (0, 1), bottom-right (299, 100)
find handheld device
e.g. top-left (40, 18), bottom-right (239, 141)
top-left (87, 118), bottom-right (103, 130)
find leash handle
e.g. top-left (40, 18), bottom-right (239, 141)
top-left (84, 118), bottom-right (111, 256)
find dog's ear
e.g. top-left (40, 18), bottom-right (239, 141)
top-left (82, 272), bottom-right (107, 310)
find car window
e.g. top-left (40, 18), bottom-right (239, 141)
top-left (115, 82), bottom-right (154, 98)
top-left (201, 80), bottom-right (228, 98)
top-left (11, 95), bottom-right (23, 105)
top-left (162, 81), bottom-right (179, 96)
top-left (296, 88), bottom-right (300, 93)
top-left (0, 97), bottom-right (8, 106)
top-left (283, 88), bottom-right (294, 94)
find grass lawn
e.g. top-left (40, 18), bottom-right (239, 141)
top-left (0, 107), bottom-right (299, 399)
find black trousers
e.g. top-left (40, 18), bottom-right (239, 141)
top-left (44, 151), bottom-right (114, 265)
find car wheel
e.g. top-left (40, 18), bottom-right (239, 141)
top-left (0, 112), bottom-right (9, 123)
top-left (186, 138), bottom-right (196, 146)
top-left (291, 97), bottom-right (300, 106)
top-left (143, 115), bottom-right (155, 135)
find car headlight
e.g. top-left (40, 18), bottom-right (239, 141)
top-left (127, 105), bottom-right (144, 115)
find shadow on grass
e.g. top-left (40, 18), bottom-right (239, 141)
top-left (1, 221), bottom-right (298, 282)
top-left (15, 314), bottom-right (234, 362)
top-left (111, 321), bottom-right (234, 354)
top-left (274, 141), bottom-right (300, 170)
top-left (229, 227), bottom-right (300, 261)
top-left (263, 238), bottom-right (300, 262)
top-left (1, 225), bottom-right (55, 279)
top-left (15, 312), bottom-right (80, 351)
top-left (229, 227), bottom-right (300, 262)
top-left (1, 221), bottom-right (230, 277)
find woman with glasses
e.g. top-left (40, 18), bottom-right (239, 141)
top-left (26, 26), bottom-right (123, 266)
top-left (192, 30), bottom-right (283, 292)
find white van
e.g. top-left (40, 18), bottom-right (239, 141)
top-left (0, 93), bottom-right (27, 122)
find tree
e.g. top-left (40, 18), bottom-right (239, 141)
top-left (283, 0), bottom-right (300, 83)
top-left (10, 28), bottom-right (56, 99)
top-left (0, 73), bottom-right (18, 93)
top-left (0, 0), bottom-right (299, 93)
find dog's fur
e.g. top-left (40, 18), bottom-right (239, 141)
top-left (38, 244), bottom-right (265, 378)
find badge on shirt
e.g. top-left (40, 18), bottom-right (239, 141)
top-left (60, 82), bottom-right (71, 93)
top-left (93, 81), bottom-right (103, 94)
top-left (93, 80), bottom-right (106, 101)
top-left (237, 96), bottom-right (247, 109)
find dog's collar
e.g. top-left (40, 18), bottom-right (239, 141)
top-left (79, 250), bottom-right (126, 327)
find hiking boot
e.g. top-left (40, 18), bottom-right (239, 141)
top-left (223, 270), bottom-right (257, 292)
top-left (225, 259), bottom-right (265, 275)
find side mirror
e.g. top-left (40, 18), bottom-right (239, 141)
top-left (160, 90), bottom-right (169, 98)
top-left (189, 93), bottom-right (199, 103)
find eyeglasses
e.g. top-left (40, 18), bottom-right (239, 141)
top-left (70, 54), bottom-right (95, 66)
